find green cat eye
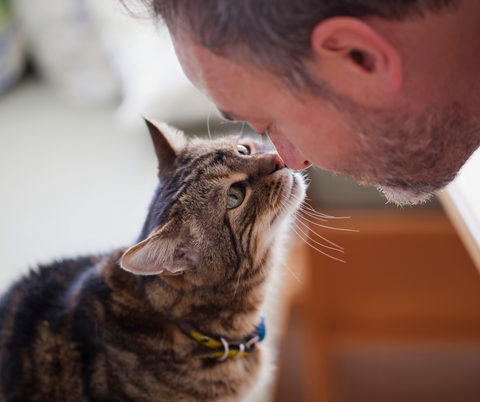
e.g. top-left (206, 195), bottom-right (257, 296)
top-left (237, 144), bottom-right (250, 155)
top-left (227, 185), bottom-right (245, 209)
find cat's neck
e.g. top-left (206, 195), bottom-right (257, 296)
top-left (95, 247), bottom-right (274, 340)
top-left (137, 273), bottom-right (268, 340)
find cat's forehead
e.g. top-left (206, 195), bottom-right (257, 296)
top-left (179, 135), bottom-right (271, 176)
top-left (188, 135), bottom-right (269, 154)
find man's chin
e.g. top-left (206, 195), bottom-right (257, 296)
top-left (377, 185), bottom-right (435, 207)
top-left (358, 178), bottom-right (447, 207)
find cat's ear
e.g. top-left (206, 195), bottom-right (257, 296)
top-left (120, 224), bottom-right (199, 276)
top-left (144, 118), bottom-right (187, 174)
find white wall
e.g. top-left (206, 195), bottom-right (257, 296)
top-left (0, 78), bottom-right (159, 292)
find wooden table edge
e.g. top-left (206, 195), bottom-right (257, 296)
top-left (438, 184), bottom-right (480, 274)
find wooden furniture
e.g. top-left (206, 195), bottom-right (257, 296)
top-left (439, 148), bottom-right (480, 272)
top-left (276, 209), bottom-right (480, 402)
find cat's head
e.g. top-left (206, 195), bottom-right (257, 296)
top-left (120, 120), bottom-right (306, 289)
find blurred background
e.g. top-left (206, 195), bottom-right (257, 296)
top-left (2, 1), bottom-right (480, 401)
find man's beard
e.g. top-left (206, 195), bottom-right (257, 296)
top-left (341, 101), bottom-right (480, 206)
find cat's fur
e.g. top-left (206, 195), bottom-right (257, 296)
top-left (0, 120), bottom-right (305, 402)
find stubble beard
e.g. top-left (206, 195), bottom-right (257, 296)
top-left (342, 101), bottom-right (480, 207)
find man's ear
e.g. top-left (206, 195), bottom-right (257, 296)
top-left (310, 17), bottom-right (402, 96)
top-left (120, 224), bottom-right (199, 276)
top-left (144, 119), bottom-right (187, 176)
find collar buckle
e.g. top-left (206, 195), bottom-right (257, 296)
top-left (179, 316), bottom-right (266, 361)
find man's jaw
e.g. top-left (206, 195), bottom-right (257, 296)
top-left (377, 185), bottom-right (434, 207)
top-left (356, 177), bottom-right (451, 206)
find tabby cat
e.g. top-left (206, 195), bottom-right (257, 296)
top-left (0, 120), bottom-right (306, 402)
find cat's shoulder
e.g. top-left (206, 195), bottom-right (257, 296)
top-left (0, 255), bottom-right (103, 327)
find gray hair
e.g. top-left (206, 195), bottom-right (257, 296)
top-left (125, 0), bottom-right (460, 94)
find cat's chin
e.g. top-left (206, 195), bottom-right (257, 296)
top-left (290, 172), bottom-right (307, 208)
top-left (275, 171), bottom-right (306, 221)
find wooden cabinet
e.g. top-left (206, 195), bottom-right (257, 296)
top-left (276, 210), bottom-right (480, 402)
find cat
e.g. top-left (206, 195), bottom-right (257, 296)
top-left (0, 119), bottom-right (306, 402)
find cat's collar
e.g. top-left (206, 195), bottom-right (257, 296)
top-left (175, 317), bottom-right (266, 361)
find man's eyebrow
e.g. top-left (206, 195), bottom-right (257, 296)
top-left (218, 109), bottom-right (243, 121)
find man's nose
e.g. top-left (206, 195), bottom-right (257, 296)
top-left (267, 132), bottom-right (312, 171)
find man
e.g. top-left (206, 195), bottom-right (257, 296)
top-left (129, 0), bottom-right (480, 206)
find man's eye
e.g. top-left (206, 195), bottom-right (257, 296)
top-left (237, 144), bottom-right (250, 155)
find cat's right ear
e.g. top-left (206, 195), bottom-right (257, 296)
top-left (119, 224), bottom-right (199, 276)
top-left (144, 119), bottom-right (187, 175)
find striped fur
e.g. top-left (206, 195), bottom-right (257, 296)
top-left (0, 121), bottom-right (306, 402)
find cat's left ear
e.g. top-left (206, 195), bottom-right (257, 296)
top-left (144, 119), bottom-right (187, 175)
top-left (120, 224), bottom-right (199, 276)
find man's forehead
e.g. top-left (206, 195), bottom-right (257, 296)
top-left (171, 29), bottom-right (292, 125)
top-left (173, 34), bottom-right (236, 84)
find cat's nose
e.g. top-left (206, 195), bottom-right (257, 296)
top-left (270, 153), bottom-right (286, 174)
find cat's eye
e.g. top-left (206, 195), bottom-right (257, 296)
top-left (237, 144), bottom-right (250, 155)
top-left (227, 185), bottom-right (245, 209)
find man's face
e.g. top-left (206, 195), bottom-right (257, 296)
top-left (171, 32), bottom-right (480, 206)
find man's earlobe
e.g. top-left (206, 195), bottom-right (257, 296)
top-left (310, 17), bottom-right (402, 94)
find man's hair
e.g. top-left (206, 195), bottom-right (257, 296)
top-left (128, 0), bottom-right (459, 93)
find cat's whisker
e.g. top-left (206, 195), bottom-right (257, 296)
top-left (279, 196), bottom-right (329, 223)
top-left (291, 226), bottom-right (346, 263)
top-left (274, 195), bottom-right (344, 253)
top-left (297, 212), bottom-right (359, 233)
top-left (278, 193), bottom-right (347, 230)
top-left (275, 192), bottom-right (347, 251)
top-left (267, 197), bottom-right (274, 240)
top-left (269, 201), bottom-right (308, 283)
top-left (282, 200), bottom-right (329, 223)
top-left (301, 200), bottom-right (351, 220)
top-left (283, 196), bottom-right (334, 220)
top-left (207, 105), bottom-right (213, 140)
top-left (295, 219), bottom-right (345, 250)
top-left (298, 207), bottom-right (329, 222)
top-left (283, 261), bottom-right (301, 284)
top-left (233, 271), bottom-right (241, 298)
top-left (292, 221), bottom-right (344, 253)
